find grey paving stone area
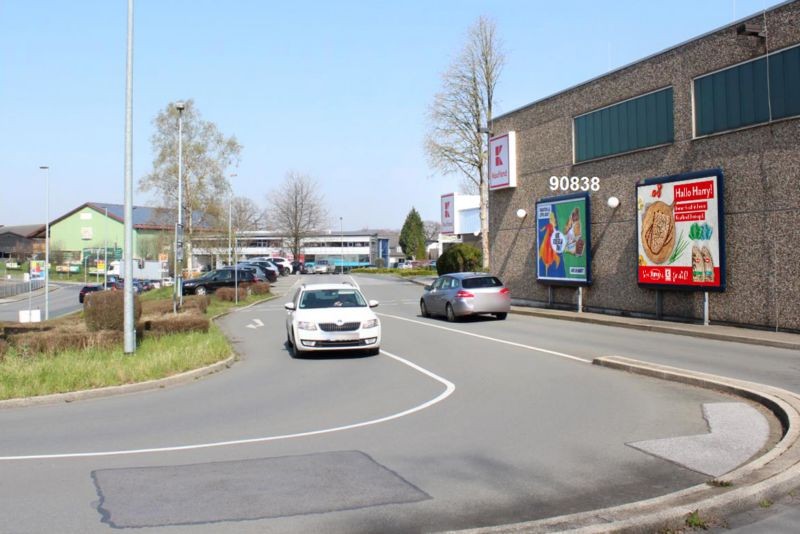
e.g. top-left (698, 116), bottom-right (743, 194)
top-left (92, 450), bottom-right (430, 528)
top-left (627, 402), bottom-right (770, 477)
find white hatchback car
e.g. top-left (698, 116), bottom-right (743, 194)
top-left (285, 283), bottom-right (381, 357)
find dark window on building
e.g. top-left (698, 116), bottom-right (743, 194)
top-left (574, 87), bottom-right (673, 163)
top-left (694, 44), bottom-right (800, 136)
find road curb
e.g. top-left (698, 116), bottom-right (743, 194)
top-left (451, 356), bottom-right (800, 533)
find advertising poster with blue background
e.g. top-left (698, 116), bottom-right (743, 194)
top-left (536, 193), bottom-right (591, 285)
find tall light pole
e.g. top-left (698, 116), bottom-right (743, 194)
top-left (39, 165), bottom-right (50, 321)
top-left (123, 0), bottom-right (135, 353)
top-left (340, 216), bottom-right (344, 274)
top-left (228, 173), bottom-right (236, 266)
top-left (174, 101), bottom-right (185, 312)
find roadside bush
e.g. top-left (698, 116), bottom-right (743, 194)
top-left (182, 295), bottom-right (210, 314)
top-left (250, 282), bottom-right (270, 295)
top-left (83, 290), bottom-right (142, 331)
top-left (437, 243), bottom-right (483, 275)
top-left (8, 330), bottom-right (123, 356)
top-left (0, 338), bottom-right (8, 358)
top-left (215, 287), bottom-right (248, 302)
top-left (144, 314), bottom-right (210, 335)
top-left (142, 299), bottom-right (175, 316)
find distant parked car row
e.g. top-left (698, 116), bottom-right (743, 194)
top-left (78, 278), bottom-right (158, 303)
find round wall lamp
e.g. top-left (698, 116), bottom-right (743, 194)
top-left (607, 196), bottom-right (620, 209)
top-left (516, 208), bottom-right (527, 219)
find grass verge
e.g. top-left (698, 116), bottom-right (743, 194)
top-left (0, 291), bottom-right (273, 401)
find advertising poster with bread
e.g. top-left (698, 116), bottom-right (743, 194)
top-left (636, 169), bottom-right (726, 291)
top-left (536, 193), bottom-right (591, 285)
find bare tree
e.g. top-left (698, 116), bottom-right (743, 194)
top-left (139, 99), bottom-right (242, 271)
top-left (267, 172), bottom-right (328, 260)
top-left (425, 16), bottom-right (504, 269)
top-left (423, 220), bottom-right (442, 242)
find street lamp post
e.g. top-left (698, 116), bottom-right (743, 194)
top-left (39, 165), bottom-right (50, 321)
top-left (123, 0), bottom-right (135, 353)
top-left (174, 101), bottom-right (185, 313)
top-left (228, 173), bottom-right (237, 266)
top-left (340, 216), bottom-right (344, 274)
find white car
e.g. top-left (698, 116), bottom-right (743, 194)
top-left (285, 283), bottom-right (381, 357)
top-left (270, 257), bottom-right (293, 273)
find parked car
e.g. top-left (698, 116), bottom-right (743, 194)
top-left (235, 264), bottom-right (267, 283)
top-left (238, 262), bottom-right (275, 283)
top-left (284, 282), bottom-right (381, 357)
top-left (79, 285), bottom-right (102, 303)
top-left (291, 260), bottom-right (304, 274)
top-left (243, 260), bottom-right (279, 282)
top-left (182, 268), bottom-right (257, 295)
top-left (420, 272), bottom-right (510, 321)
top-left (302, 262), bottom-right (315, 274)
top-left (313, 259), bottom-right (332, 274)
top-left (268, 257), bottom-right (293, 274)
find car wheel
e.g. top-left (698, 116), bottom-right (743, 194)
top-left (495, 312), bottom-right (508, 320)
top-left (289, 331), bottom-right (304, 358)
top-left (446, 303), bottom-right (457, 322)
top-left (420, 299), bottom-right (430, 318)
top-left (195, 285), bottom-right (207, 296)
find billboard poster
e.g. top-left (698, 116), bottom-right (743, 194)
top-left (536, 193), bottom-right (591, 285)
top-left (636, 169), bottom-right (726, 291)
top-left (29, 260), bottom-right (45, 281)
top-left (488, 132), bottom-right (517, 190)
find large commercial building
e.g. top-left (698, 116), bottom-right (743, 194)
top-left (488, 1), bottom-right (800, 331)
top-left (192, 230), bottom-right (391, 270)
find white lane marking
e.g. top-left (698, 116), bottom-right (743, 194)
top-left (378, 312), bottom-right (591, 364)
top-left (0, 350), bottom-right (454, 461)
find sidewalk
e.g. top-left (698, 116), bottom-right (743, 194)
top-left (406, 276), bottom-right (800, 351)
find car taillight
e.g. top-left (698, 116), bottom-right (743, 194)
top-left (500, 287), bottom-right (510, 297)
top-left (455, 290), bottom-right (474, 298)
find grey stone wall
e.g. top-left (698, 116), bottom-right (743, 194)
top-left (489, 2), bottom-right (800, 331)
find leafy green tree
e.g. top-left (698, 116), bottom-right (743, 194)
top-left (437, 243), bottom-right (482, 275)
top-left (139, 99), bottom-right (242, 271)
top-left (399, 208), bottom-right (427, 260)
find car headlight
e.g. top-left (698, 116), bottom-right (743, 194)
top-left (297, 321), bottom-right (317, 331)
top-left (362, 318), bottom-right (379, 329)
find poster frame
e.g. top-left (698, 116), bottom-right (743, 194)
top-left (535, 192), bottom-right (592, 286)
top-left (635, 168), bottom-right (727, 292)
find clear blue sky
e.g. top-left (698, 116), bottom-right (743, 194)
top-left (0, 0), bottom-right (781, 230)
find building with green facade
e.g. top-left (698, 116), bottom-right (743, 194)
top-left (40, 202), bottom-right (176, 267)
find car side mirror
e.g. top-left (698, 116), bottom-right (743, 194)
top-left (368, 300), bottom-right (379, 308)
top-left (284, 302), bottom-right (296, 311)
top-left (424, 285), bottom-right (432, 291)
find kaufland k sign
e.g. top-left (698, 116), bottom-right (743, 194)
top-left (441, 193), bottom-right (455, 234)
top-left (489, 131), bottom-right (517, 190)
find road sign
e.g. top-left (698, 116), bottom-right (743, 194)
top-left (29, 261), bottom-right (45, 281)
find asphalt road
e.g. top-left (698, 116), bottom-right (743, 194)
top-left (0, 282), bottom-right (83, 321)
top-left (0, 274), bottom-right (789, 533)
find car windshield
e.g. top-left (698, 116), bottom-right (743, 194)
top-left (299, 289), bottom-right (366, 309)
top-left (461, 276), bottom-right (504, 289)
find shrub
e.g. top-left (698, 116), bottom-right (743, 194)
top-left (84, 290), bottom-right (142, 332)
top-left (250, 282), bottom-right (270, 295)
top-left (182, 295), bottom-right (210, 314)
top-left (0, 338), bottom-right (8, 358)
top-left (142, 299), bottom-right (176, 316)
top-left (144, 314), bottom-right (210, 335)
top-left (437, 243), bottom-right (483, 275)
top-left (215, 287), bottom-right (248, 302)
top-left (8, 330), bottom-right (123, 356)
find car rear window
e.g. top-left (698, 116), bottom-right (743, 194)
top-left (461, 277), bottom-right (504, 289)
